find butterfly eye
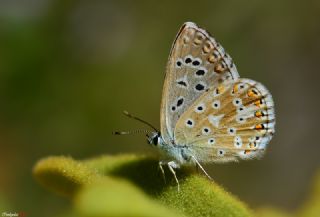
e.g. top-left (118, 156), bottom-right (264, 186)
top-left (147, 132), bottom-right (160, 146)
top-left (152, 136), bottom-right (159, 146)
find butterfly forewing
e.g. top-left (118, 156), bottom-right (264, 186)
top-left (160, 22), bottom-right (240, 144)
top-left (174, 78), bottom-right (275, 163)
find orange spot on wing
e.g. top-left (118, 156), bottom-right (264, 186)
top-left (214, 63), bottom-right (225, 73)
top-left (203, 41), bottom-right (213, 54)
top-left (244, 150), bottom-right (251, 154)
top-left (207, 55), bottom-right (216, 63)
top-left (247, 89), bottom-right (259, 97)
top-left (254, 99), bottom-right (262, 107)
top-left (255, 124), bottom-right (264, 130)
top-left (255, 111), bottom-right (264, 117)
top-left (233, 84), bottom-right (238, 94)
top-left (217, 85), bottom-right (224, 94)
top-left (247, 90), bottom-right (254, 97)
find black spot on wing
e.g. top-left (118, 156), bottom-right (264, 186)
top-left (195, 83), bottom-right (205, 91)
top-left (177, 98), bottom-right (184, 107)
top-left (177, 80), bottom-right (187, 87)
top-left (185, 57), bottom-right (192, 64)
top-left (195, 69), bottom-right (205, 76)
top-left (192, 60), bottom-right (200, 66)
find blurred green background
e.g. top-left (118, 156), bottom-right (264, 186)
top-left (0, 0), bottom-right (319, 216)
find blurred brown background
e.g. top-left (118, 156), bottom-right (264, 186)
top-left (0, 0), bottom-right (319, 216)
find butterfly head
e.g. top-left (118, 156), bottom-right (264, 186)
top-left (147, 131), bottom-right (163, 147)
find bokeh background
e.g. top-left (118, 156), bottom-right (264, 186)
top-left (0, 0), bottom-right (319, 216)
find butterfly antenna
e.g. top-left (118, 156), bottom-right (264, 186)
top-left (112, 129), bottom-right (152, 135)
top-left (122, 110), bottom-right (159, 132)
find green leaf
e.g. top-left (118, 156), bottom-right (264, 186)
top-left (255, 207), bottom-right (291, 217)
top-left (297, 170), bottom-right (320, 217)
top-left (33, 156), bottom-right (100, 196)
top-left (33, 154), bottom-right (253, 217)
top-left (74, 178), bottom-right (183, 217)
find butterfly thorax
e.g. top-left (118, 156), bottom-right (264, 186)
top-left (147, 131), bottom-right (195, 165)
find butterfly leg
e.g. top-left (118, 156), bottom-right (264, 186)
top-left (195, 162), bottom-right (200, 173)
top-left (167, 161), bottom-right (180, 191)
top-left (191, 156), bottom-right (212, 180)
top-left (158, 161), bottom-right (166, 184)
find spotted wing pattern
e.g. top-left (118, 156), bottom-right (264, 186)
top-left (174, 79), bottom-right (275, 163)
top-left (160, 22), bottom-right (239, 144)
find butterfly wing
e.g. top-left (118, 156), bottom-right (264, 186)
top-left (160, 22), bottom-right (239, 144)
top-left (174, 79), bottom-right (275, 163)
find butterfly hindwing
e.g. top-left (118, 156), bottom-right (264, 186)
top-left (160, 22), bottom-right (240, 144)
top-left (174, 78), bottom-right (275, 163)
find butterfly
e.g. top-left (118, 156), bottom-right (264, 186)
top-left (115, 22), bottom-right (275, 190)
